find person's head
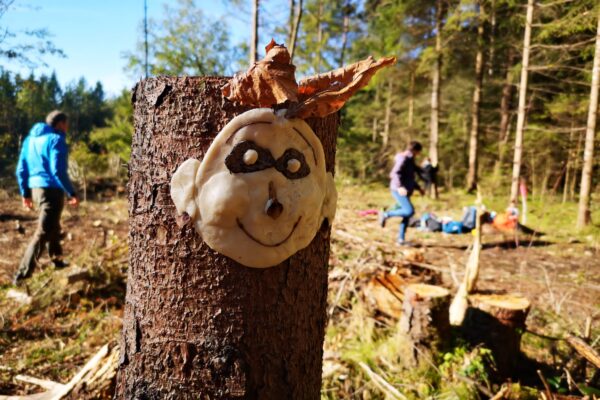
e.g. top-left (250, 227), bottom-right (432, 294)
top-left (407, 140), bottom-right (423, 156)
top-left (46, 110), bottom-right (68, 133)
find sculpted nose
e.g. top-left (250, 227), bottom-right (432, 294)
top-left (265, 181), bottom-right (283, 220)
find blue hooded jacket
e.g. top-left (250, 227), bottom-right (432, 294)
top-left (16, 123), bottom-right (76, 198)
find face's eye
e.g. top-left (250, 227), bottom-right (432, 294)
top-left (276, 149), bottom-right (310, 179)
top-left (244, 149), bottom-right (259, 165)
top-left (225, 141), bottom-right (275, 174)
top-left (287, 158), bottom-right (301, 173)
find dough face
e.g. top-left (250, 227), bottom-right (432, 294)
top-left (170, 108), bottom-right (337, 268)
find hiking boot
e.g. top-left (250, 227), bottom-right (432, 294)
top-left (378, 211), bottom-right (387, 228)
top-left (396, 240), bottom-right (415, 247)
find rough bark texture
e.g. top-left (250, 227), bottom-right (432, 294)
top-left (115, 77), bottom-right (338, 400)
top-left (510, 0), bottom-right (534, 204)
top-left (577, 8), bottom-right (600, 229)
top-left (399, 284), bottom-right (451, 362)
top-left (462, 293), bottom-right (530, 379)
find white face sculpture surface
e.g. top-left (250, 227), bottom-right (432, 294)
top-left (170, 108), bottom-right (337, 268)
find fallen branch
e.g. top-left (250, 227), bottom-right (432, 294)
top-left (0, 344), bottom-right (115, 400)
top-left (358, 362), bottom-right (408, 400)
top-left (537, 369), bottom-right (555, 400)
top-left (489, 384), bottom-right (510, 400)
top-left (566, 335), bottom-right (600, 369)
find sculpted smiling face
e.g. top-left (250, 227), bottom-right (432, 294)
top-left (170, 108), bottom-right (337, 268)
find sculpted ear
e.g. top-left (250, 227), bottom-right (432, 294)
top-left (170, 158), bottom-right (201, 220)
top-left (321, 172), bottom-right (337, 226)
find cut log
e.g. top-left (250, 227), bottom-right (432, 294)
top-left (399, 283), bottom-right (451, 362)
top-left (364, 272), bottom-right (405, 319)
top-left (462, 293), bottom-right (531, 379)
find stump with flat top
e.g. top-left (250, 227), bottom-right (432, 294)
top-left (399, 283), bottom-right (451, 361)
top-left (462, 293), bottom-right (531, 379)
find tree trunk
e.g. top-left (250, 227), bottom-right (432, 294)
top-left (399, 284), bottom-right (451, 363)
top-left (467, 2), bottom-right (485, 193)
top-left (577, 8), bottom-right (600, 229)
top-left (383, 78), bottom-right (393, 147)
top-left (493, 50), bottom-right (515, 182)
top-left (429, 0), bottom-right (443, 199)
top-left (339, 2), bottom-right (350, 68)
top-left (408, 71), bottom-right (415, 128)
top-left (509, 0), bottom-right (534, 204)
top-left (289, 0), bottom-right (303, 61)
top-left (488, 0), bottom-right (496, 76)
top-left (115, 77), bottom-right (338, 399)
top-left (462, 294), bottom-right (530, 380)
top-left (571, 129), bottom-right (584, 199)
top-left (563, 120), bottom-right (575, 203)
top-left (372, 82), bottom-right (381, 142)
top-left (316, 0), bottom-right (323, 73)
top-left (288, 0), bottom-right (295, 44)
top-left (250, 0), bottom-right (259, 65)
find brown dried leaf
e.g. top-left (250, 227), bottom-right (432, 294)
top-left (287, 56), bottom-right (396, 119)
top-left (222, 39), bottom-right (298, 107)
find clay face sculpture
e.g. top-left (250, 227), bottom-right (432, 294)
top-left (170, 108), bottom-right (337, 268)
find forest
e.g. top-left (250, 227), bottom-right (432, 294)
top-left (0, 0), bottom-right (599, 399)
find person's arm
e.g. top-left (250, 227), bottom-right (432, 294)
top-left (49, 136), bottom-right (77, 198)
top-left (390, 154), bottom-right (405, 190)
top-left (15, 138), bottom-right (31, 199)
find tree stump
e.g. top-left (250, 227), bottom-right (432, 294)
top-left (462, 293), bottom-right (531, 379)
top-left (115, 77), bottom-right (338, 399)
top-left (399, 283), bottom-right (451, 361)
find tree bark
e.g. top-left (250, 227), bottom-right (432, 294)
top-left (509, 0), bottom-right (534, 204)
top-left (250, 0), bottom-right (259, 65)
top-left (289, 0), bottom-right (303, 61)
top-left (115, 77), bottom-right (338, 399)
top-left (467, 1), bottom-right (485, 193)
top-left (399, 284), bottom-right (451, 362)
top-left (577, 8), bottom-right (600, 229)
top-left (462, 293), bottom-right (530, 379)
top-left (429, 0), bottom-right (443, 199)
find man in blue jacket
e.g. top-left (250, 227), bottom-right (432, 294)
top-left (14, 110), bottom-right (79, 284)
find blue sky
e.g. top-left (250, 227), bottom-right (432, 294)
top-left (2, 0), bottom-right (260, 96)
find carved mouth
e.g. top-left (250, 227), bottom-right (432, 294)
top-left (236, 216), bottom-right (302, 247)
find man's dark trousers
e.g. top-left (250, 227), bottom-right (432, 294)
top-left (15, 188), bottom-right (64, 282)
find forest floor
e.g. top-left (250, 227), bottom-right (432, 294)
top-left (0, 184), bottom-right (598, 398)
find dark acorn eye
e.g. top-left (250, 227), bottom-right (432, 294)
top-left (275, 149), bottom-right (310, 179)
top-left (225, 141), bottom-right (275, 173)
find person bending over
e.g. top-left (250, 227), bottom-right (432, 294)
top-left (14, 110), bottom-right (79, 284)
top-left (379, 141), bottom-right (425, 246)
